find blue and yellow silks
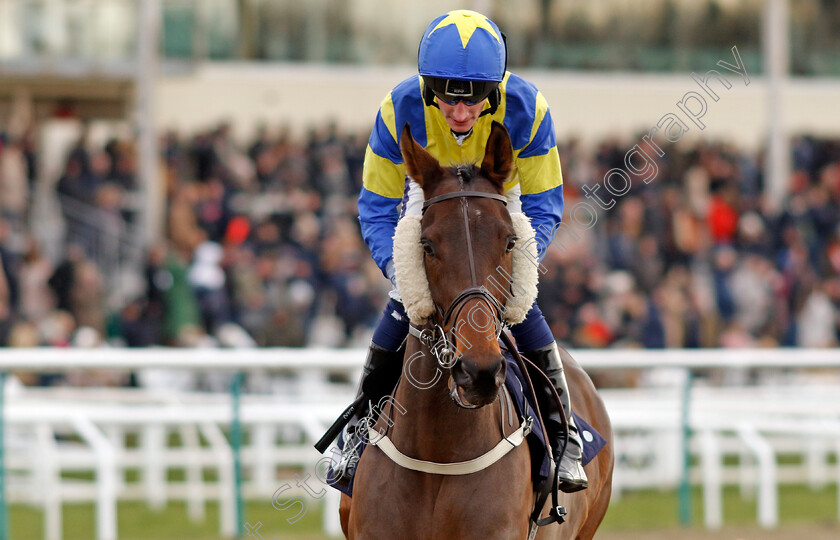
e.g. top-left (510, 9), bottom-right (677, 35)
top-left (358, 72), bottom-right (564, 275)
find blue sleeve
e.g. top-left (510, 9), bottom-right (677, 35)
top-left (521, 184), bottom-right (564, 261)
top-left (358, 77), bottom-right (424, 276)
top-left (358, 187), bottom-right (403, 274)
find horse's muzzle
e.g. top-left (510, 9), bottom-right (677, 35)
top-left (449, 355), bottom-right (506, 408)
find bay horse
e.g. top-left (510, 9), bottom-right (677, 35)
top-left (340, 122), bottom-right (613, 539)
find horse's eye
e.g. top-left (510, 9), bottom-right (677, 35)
top-left (505, 236), bottom-right (518, 254)
top-left (421, 239), bottom-right (435, 257)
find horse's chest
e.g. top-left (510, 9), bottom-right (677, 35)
top-left (352, 450), bottom-right (531, 539)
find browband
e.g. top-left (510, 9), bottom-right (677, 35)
top-left (422, 191), bottom-right (507, 213)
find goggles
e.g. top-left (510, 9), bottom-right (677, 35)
top-left (433, 92), bottom-right (486, 106)
top-left (424, 77), bottom-right (497, 106)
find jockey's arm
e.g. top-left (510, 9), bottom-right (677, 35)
top-left (358, 124), bottom-right (406, 277)
top-left (513, 136), bottom-right (565, 261)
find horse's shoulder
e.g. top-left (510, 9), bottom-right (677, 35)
top-left (555, 344), bottom-right (583, 372)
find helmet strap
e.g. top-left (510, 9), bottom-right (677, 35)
top-left (423, 82), bottom-right (438, 107)
top-left (478, 87), bottom-right (500, 117)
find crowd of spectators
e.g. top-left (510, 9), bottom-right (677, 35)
top-left (548, 133), bottom-right (840, 349)
top-left (0, 119), bottom-right (838, 354)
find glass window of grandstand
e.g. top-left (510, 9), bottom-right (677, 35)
top-left (0, 0), bottom-right (838, 76)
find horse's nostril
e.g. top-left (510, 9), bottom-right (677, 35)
top-left (453, 357), bottom-right (505, 389)
top-left (451, 357), bottom-right (473, 385)
top-left (496, 356), bottom-right (507, 380)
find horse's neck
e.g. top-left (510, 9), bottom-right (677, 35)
top-left (386, 337), bottom-right (502, 461)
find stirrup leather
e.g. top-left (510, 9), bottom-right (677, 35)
top-left (523, 342), bottom-right (588, 493)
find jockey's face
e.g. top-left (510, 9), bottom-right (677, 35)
top-left (436, 97), bottom-right (486, 133)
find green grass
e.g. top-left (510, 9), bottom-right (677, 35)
top-left (600, 485), bottom-right (838, 531)
top-left (10, 485), bottom-right (838, 539)
top-left (11, 500), bottom-right (324, 540)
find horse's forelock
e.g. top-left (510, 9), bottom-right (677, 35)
top-left (446, 164), bottom-right (477, 182)
top-left (435, 164), bottom-right (501, 195)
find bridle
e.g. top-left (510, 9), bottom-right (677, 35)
top-left (369, 171), bottom-right (535, 476)
top-left (408, 167), bottom-right (509, 370)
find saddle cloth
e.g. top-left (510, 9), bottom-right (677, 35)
top-left (328, 352), bottom-right (606, 497)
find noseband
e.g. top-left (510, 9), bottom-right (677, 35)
top-left (409, 170), bottom-right (509, 369)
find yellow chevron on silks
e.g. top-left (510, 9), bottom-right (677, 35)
top-left (362, 147), bottom-right (405, 199)
top-left (378, 92), bottom-right (398, 144)
top-left (428, 10), bottom-right (501, 48)
top-left (517, 147), bottom-right (563, 195)
top-left (530, 92), bottom-right (550, 147)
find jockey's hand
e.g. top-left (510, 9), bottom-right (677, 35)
top-left (386, 260), bottom-right (398, 290)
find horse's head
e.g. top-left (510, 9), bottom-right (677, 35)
top-left (399, 121), bottom-right (516, 409)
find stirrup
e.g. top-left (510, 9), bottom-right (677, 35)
top-left (556, 431), bottom-right (588, 493)
top-left (556, 454), bottom-right (588, 493)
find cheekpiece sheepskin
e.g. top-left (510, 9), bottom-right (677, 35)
top-left (392, 212), bottom-right (539, 325)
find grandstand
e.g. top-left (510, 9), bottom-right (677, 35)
top-left (0, 1), bottom-right (839, 539)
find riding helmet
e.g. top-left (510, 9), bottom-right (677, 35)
top-left (418, 10), bottom-right (506, 105)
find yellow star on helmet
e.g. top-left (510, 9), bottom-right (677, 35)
top-left (428, 10), bottom-right (501, 49)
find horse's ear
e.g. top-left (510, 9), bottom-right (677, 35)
top-left (400, 124), bottom-right (442, 189)
top-left (480, 121), bottom-right (513, 190)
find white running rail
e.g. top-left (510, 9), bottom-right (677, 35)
top-left (0, 346), bottom-right (838, 538)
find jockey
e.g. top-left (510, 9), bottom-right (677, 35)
top-left (336, 9), bottom-right (587, 493)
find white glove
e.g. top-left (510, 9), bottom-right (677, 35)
top-left (385, 259), bottom-right (402, 302)
top-left (385, 259), bottom-right (398, 289)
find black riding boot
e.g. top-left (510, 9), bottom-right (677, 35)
top-left (333, 342), bottom-right (403, 485)
top-left (523, 342), bottom-right (588, 493)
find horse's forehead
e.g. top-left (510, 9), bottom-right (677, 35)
top-left (422, 195), bottom-right (507, 231)
top-left (421, 169), bottom-right (508, 234)
top-left (428, 174), bottom-right (464, 195)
